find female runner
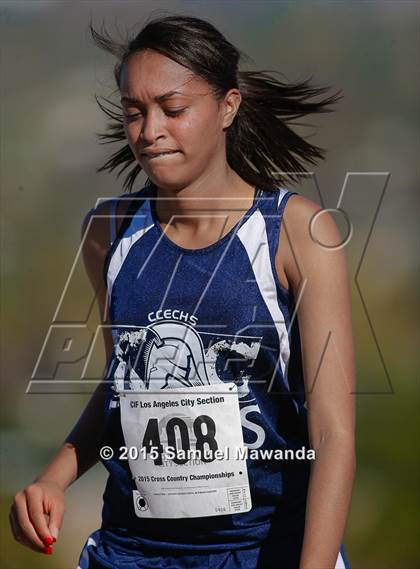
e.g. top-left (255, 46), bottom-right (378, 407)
top-left (9, 14), bottom-right (355, 569)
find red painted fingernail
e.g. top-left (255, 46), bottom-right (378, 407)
top-left (43, 535), bottom-right (54, 546)
top-left (43, 545), bottom-right (53, 555)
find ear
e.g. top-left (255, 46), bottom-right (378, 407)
top-left (221, 89), bottom-right (242, 129)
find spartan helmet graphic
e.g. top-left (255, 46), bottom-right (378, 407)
top-left (112, 320), bottom-right (215, 391)
top-left (144, 321), bottom-right (213, 390)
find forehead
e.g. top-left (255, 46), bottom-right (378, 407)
top-left (120, 49), bottom-right (206, 99)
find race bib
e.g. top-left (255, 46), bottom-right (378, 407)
top-left (119, 382), bottom-right (252, 518)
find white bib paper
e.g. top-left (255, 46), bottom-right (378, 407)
top-left (119, 382), bottom-right (252, 518)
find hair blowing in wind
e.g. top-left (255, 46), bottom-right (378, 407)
top-left (89, 13), bottom-right (343, 193)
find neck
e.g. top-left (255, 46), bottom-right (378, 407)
top-left (152, 166), bottom-right (257, 229)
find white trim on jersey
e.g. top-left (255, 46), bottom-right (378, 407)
top-left (106, 200), bottom-right (154, 299)
top-left (277, 187), bottom-right (288, 208)
top-left (109, 198), bottom-right (119, 246)
top-left (335, 551), bottom-right (346, 569)
top-left (237, 209), bottom-right (290, 378)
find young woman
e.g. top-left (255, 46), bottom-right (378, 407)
top-left (9, 14), bottom-right (355, 569)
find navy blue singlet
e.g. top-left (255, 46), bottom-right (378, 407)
top-left (77, 182), bottom-right (351, 569)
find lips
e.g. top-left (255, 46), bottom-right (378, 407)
top-left (142, 150), bottom-right (180, 159)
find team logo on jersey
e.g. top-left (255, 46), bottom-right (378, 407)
top-left (107, 319), bottom-right (267, 448)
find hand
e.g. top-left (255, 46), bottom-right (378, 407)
top-left (9, 480), bottom-right (65, 553)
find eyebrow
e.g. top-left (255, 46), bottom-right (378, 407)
top-left (120, 90), bottom-right (186, 105)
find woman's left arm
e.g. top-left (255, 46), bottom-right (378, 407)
top-left (278, 195), bottom-right (356, 569)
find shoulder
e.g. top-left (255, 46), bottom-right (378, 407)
top-left (80, 191), bottom-right (141, 287)
top-left (282, 192), bottom-right (341, 247)
top-left (81, 189), bottom-right (146, 250)
top-left (277, 192), bottom-right (345, 291)
top-left (81, 199), bottom-right (114, 249)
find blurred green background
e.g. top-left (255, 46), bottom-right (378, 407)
top-left (1, 1), bottom-right (418, 568)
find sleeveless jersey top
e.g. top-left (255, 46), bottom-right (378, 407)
top-left (98, 181), bottom-right (312, 552)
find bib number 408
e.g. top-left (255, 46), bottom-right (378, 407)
top-left (142, 414), bottom-right (218, 465)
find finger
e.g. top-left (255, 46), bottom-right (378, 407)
top-left (9, 509), bottom-right (20, 542)
top-left (48, 499), bottom-right (65, 540)
top-left (13, 493), bottom-right (46, 550)
top-left (9, 506), bottom-right (43, 553)
top-left (26, 486), bottom-right (55, 543)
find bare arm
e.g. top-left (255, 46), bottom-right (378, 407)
top-left (35, 203), bottom-right (115, 491)
top-left (10, 199), bottom-right (119, 551)
top-left (277, 195), bottom-right (356, 569)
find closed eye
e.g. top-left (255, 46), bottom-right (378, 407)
top-left (123, 109), bottom-right (186, 120)
top-left (165, 109), bottom-right (186, 117)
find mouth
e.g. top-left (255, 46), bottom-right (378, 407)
top-left (142, 151), bottom-right (180, 160)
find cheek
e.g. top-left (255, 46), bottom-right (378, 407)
top-left (179, 111), bottom-right (221, 152)
top-left (124, 122), bottom-right (139, 146)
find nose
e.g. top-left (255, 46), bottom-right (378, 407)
top-left (140, 108), bottom-right (166, 145)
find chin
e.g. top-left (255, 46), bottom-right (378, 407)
top-left (144, 168), bottom-right (188, 189)
top-left (145, 175), bottom-right (182, 192)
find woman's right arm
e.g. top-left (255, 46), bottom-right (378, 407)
top-left (9, 199), bottom-right (121, 553)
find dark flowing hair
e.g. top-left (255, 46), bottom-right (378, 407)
top-left (89, 12), bottom-right (343, 193)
